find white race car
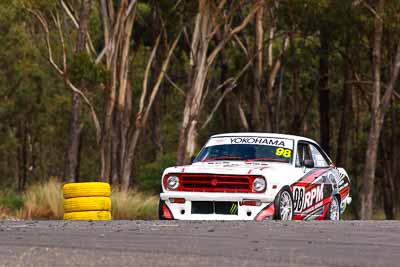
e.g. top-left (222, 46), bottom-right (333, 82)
top-left (159, 133), bottom-right (351, 221)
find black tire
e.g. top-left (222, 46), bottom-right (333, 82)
top-left (325, 195), bottom-right (341, 221)
top-left (274, 187), bottom-right (294, 220)
top-left (158, 199), bottom-right (165, 220)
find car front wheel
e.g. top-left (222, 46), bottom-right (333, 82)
top-left (274, 188), bottom-right (293, 220)
top-left (326, 196), bottom-right (340, 221)
top-left (158, 199), bottom-right (165, 220)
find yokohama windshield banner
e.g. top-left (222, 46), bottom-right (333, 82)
top-left (206, 136), bottom-right (294, 149)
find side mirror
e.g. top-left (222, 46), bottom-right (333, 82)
top-left (190, 156), bottom-right (196, 164)
top-left (304, 159), bottom-right (314, 168)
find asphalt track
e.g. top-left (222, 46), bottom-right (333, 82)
top-left (0, 221), bottom-right (399, 267)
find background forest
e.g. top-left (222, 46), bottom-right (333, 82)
top-left (0, 0), bottom-right (399, 220)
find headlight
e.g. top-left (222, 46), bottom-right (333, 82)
top-left (166, 175), bottom-right (180, 190)
top-left (253, 177), bottom-right (266, 192)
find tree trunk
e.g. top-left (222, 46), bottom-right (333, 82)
top-left (149, 1), bottom-right (164, 158)
top-left (251, 1), bottom-right (263, 131)
top-left (220, 51), bottom-right (232, 131)
top-left (150, 92), bottom-right (164, 158)
top-left (359, 0), bottom-right (400, 219)
top-left (116, 11), bottom-right (135, 189)
top-left (336, 50), bottom-right (353, 167)
top-left (121, 129), bottom-right (140, 191)
top-left (176, 1), bottom-right (211, 165)
top-left (381, 135), bottom-right (395, 219)
top-left (64, 0), bottom-right (92, 183)
top-left (64, 93), bottom-right (83, 182)
top-left (287, 32), bottom-right (303, 134)
top-left (360, 0), bottom-right (384, 219)
top-left (263, 11), bottom-right (288, 132)
top-left (99, 0), bottom-right (136, 187)
top-left (120, 25), bottom-right (180, 190)
top-left (290, 65), bottom-right (302, 133)
top-left (176, 0), bottom-right (260, 165)
top-left (17, 120), bottom-right (28, 192)
top-left (318, 30), bottom-right (330, 154)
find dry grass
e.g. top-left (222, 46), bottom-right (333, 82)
top-left (111, 189), bottom-right (158, 220)
top-left (18, 178), bottom-right (64, 219)
top-left (0, 189), bottom-right (24, 219)
top-left (8, 179), bottom-right (159, 220)
top-left (0, 207), bottom-right (14, 219)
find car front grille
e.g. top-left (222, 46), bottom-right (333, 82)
top-left (179, 174), bottom-right (253, 193)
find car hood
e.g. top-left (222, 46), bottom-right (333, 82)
top-left (163, 161), bottom-right (293, 177)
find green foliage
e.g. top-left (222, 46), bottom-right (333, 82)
top-left (137, 153), bottom-right (176, 192)
top-left (0, 191), bottom-right (24, 210)
top-left (69, 52), bottom-right (108, 87)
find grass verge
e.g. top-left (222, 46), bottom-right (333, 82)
top-left (18, 178), bottom-right (64, 219)
top-left (111, 189), bottom-right (158, 220)
top-left (0, 179), bottom-right (159, 220)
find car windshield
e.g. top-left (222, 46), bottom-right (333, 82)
top-left (193, 137), bottom-right (294, 164)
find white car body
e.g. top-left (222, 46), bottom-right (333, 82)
top-left (160, 133), bottom-right (351, 221)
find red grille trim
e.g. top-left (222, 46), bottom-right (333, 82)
top-left (164, 173), bottom-right (265, 193)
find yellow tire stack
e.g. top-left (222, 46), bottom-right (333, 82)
top-left (63, 182), bottom-right (112, 220)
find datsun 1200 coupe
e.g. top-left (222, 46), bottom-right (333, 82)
top-left (159, 133), bottom-right (351, 221)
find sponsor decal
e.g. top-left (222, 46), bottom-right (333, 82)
top-left (230, 137), bottom-right (285, 146)
top-left (230, 203), bottom-right (238, 214)
top-left (275, 148), bottom-right (292, 158)
top-left (302, 200), bottom-right (324, 215)
top-left (206, 137), bottom-right (294, 149)
top-left (293, 184), bottom-right (324, 213)
top-left (293, 186), bottom-right (305, 212)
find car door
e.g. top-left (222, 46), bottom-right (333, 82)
top-left (292, 142), bottom-right (314, 216)
top-left (307, 143), bottom-right (334, 219)
top-left (292, 141), bottom-right (335, 219)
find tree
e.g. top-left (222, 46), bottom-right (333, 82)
top-left (360, 0), bottom-right (400, 219)
top-left (64, 0), bottom-right (93, 183)
top-left (176, 0), bottom-right (262, 165)
top-left (27, 0), bottom-right (182, 190)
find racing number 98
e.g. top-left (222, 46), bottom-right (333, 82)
top-left (275, 148), bottom-right (292, 158)
top-left (293, 186), bottom-right (305, 213)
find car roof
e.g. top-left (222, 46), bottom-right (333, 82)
top-left (210, 132), bottom-right (318, 145)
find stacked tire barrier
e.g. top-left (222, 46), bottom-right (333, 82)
top-left (63, 182), bottom-right (112, 220)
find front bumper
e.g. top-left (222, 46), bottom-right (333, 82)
top-left (160, 191), bottom-right (274, 220)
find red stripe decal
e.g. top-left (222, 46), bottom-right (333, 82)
top-left (303, 168), bottom-right (328, 183)
top-left (293, 214), bottom-right (306, 220)
top-left (292, 168), bottom-right (329, 188)
top-left (300, 196), bottom-right (332, 218)
top-left (255, 203), bottom-right (275, 221)
top-left (162, 204), bottom-right (173, 220)
top-left (339, 187), bottom-right (350, 199)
